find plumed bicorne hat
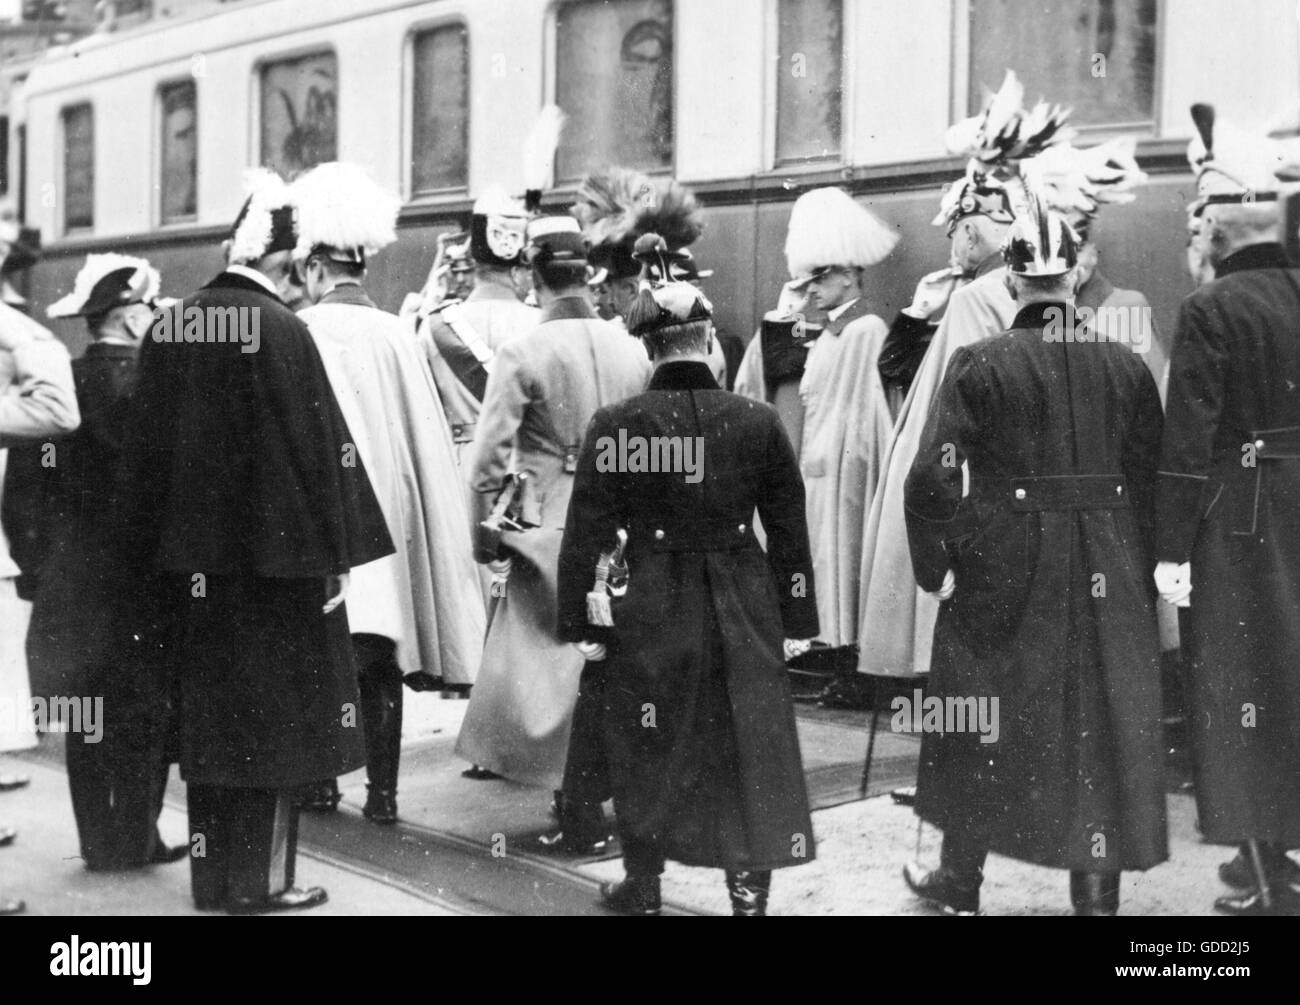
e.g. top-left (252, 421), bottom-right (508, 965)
top-left (290, 161), bottom-right (401, 267)
top-left (624, 233), bottom-right (713, 338)
top-left (1002, 181), bottom-right (1079, 278)
top-left (784, 187), bottom-right (899, 288)
top-left (47, 253), bottom-right (161, 319)
top-left (1186, 103), bottom-right (1300, 217)
top-left (572, 170), bottom-right (703, 284)
top-left (228, 168), bottom-right (297, 265)
top-left (935, 70), bottom-right (1072, 232)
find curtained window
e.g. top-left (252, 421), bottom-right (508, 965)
top-left (62, 103), bottom-right (93, 232)
top-left (555, 0), bottom-right (673, 180)
top-left (260, 51), bottom-right (337, 178)
top-left (412, 23), bottom-right (469, 194)
top-left (776, 0), bottom-right (843, 163)
top-left (968, 0), bottom-right (1159, 128)
top-left (159, 80), bottom-right (197, 222)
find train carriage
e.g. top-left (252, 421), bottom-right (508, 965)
top-left (3, 0), bottom-right (1299, 358)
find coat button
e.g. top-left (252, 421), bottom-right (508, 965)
top-left (654, 529), bottom-right (665, 540)
top-left (1255, 438), bottom-right (1266, 450)
top-left (738, 524), bottom-right (746, 533)
top-left (1014, 488), bottom-right (1027, 500)
top-left (1116, 485), bottom-right (1123, 495)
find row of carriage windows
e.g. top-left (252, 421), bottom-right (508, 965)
top-left (53, 0), bottom-right (1158, 233)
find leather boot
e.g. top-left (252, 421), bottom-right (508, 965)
top-left (1070, 871), bottom-right (1120, 916)
top-left (1214, 840), bottom-right (1300, 915)
top-left (725, 870), bottom-right (772, 916)
top-left (600, 874), bottom-right (661, 916)
top-left (904, 833), bottom-right (984, 915)
top-left (360, 666), bottom-right (402, 826)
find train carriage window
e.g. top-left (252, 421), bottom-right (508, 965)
top-left (776, 0), bottom-right (843, 163)
top-left (412, 23), bottom-right (469, 194)
top-left (159, 81), bottom-right (198, 223)
top-left (555, 0), bottom-right (673, 180)
top-left (61, 103), bottom-right (94, 232)
top-left (260, 52), bottom-right (337, 178)
top-left (968, 0), bottom-right (1158, 128)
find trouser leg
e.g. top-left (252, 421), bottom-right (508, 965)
top-left (940, 830), bottom-right (988, 886)
top-left (1069, 871), bottom-right (1121, 915)
top-left (187, 782), bottom-right (229, 908)
top-left (355, 633), bottom-right (402, 796)
top-left (621, 834), bottom-right (665, 878)
top-left (226, 788), bottom-right (295, 903)
top-left (558, 661), bottom-right (610, 840)
top-left (65, 726), bottom-right (114, 867)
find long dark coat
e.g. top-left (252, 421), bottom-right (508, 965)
top-left (557, 360), bottom-right (819, 872)
top-left (27, 342), bottom-right (139, 706)
top-left (1155, 243), bottom-right (1300, 848)
top-left (113, 271), bottom-right (393, 788)
top-left (905, 301), bottom-right (1168, 872)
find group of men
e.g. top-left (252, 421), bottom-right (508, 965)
top-left (0, 72), bottom-right (1296, 917)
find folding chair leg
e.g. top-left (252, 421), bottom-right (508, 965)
top-left (859, 707), bottom-right (880, 798)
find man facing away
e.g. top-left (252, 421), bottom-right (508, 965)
top-left (112, 169), bottom-right (393, 913)
top-left (28, 254), bottom-right (188, 872)
top-left (556, 258), bottom-right (819, 916)
top-left (1153, 105), bottom-right (1300, 914)
top-left (902, 202), bottom-right (1167, 915)
top-left (454, 216), bottom-right (649, 815)
top-left (292, 162), bottom-right (485, 824)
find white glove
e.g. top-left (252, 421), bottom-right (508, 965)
top-left (931, 569), bottom-right (956, 601)
top-left (783, 638), bottom-right (813, 661)
top-left (574, 640), bottom-right (608, 662)
top-left (1154, 561), bottom-right (1192, 608)
top-left (902, 267), bottom-right (961, 321)
top-left (322, 572), bottom-right (350, 614)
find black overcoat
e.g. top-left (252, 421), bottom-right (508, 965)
top-left (905, 301), bottom-right (1168, 872)
top-left (27, 342), bottom-right (140, 702)
top-left (112, 271), bottom-right (393, 788)
top-left (557, 360), bottom-right (819, 872)
top-left (1155, 243), bottom-right (1300, 848)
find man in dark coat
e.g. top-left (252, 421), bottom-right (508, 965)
top-left (1153, 106), bottom-right (1300, 915)
top-left (902, 201), bottom-right (1167, 916)
top-left (27, 254), bottom-right (188, 871)
top-left (557, 251), bottom-right (819, 917)
top-left (113, 170), bottom-right (393, 913)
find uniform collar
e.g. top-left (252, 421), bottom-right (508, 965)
top-left (541, 295), bottom-right (597, 323)
top-left (223, 264), bottom-right (282, 298)
top-left (84, 341), bottom-right (139, 359)
top-left (822, 296), bottom-right (874, 337)
top-left (1011, 300), bottom-right (1073, 331)
top-left (467, 279), bottom-right (524, 303)
top-left (318, 282), bottom-right (376, 309)
top-left (1214, 242), bottom-right (1291, 279)
top-left (648, 359), bottom-right (719, 391)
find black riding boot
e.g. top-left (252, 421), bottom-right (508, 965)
top-left (725, 870), bottom-right (772, 916)
top-left (903, 832), bottom-right (986, 915)
top-left (1070, 871), bottom-right (1120, 916)
top-left (357, 638), bottom-right (403, 826)
top-left (298, 778), bottom-right (341, 813)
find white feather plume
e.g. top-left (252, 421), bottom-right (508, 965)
top-left (784, 187), bottom-right (899, 278)
top-left (1022, 137), bottom-right (1148, 220)
top-left (945, 69), bottom-right (1073, 165)
top-left (47, 253), bottom-right (160, 318)
top-left (291, 161), bottom-right (401, 259)
top-left (522, 104), bottom-right (566, 198)
top-left (229, 168), bottom-right (291, 265)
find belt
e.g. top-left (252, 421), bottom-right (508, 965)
top-left (1000, 474), bottom-right (1130, 511)
top-left (1250, 426), bottom-right (1300, 459)
top-left (629, 519), bottom-right (757, 553)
